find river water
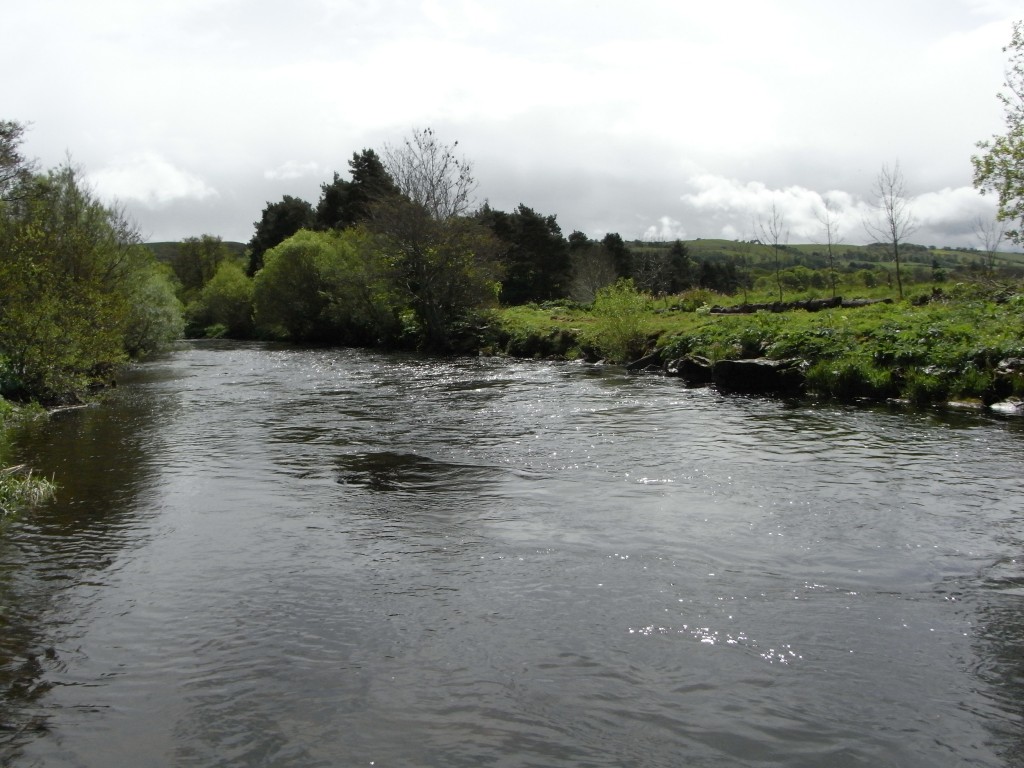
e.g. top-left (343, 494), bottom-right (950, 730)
top-left (1, 341), bottom-right (1023, 767)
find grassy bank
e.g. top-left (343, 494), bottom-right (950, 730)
top-left (491, 281), bottom-right (1024, 407)
top-left (0, 397), bottom-right (56, 521)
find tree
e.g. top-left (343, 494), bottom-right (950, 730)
top-left (1, 120), bottom-right (36, 202)
top-left (171, 234), bottom-right (234, 299)
top-left (254, 227), bottom-right (409, 346)
top-left (0, 161), bottom-right (182, 399)
top-left (247, 195), bottom-right (314, 274)
top-left (382, 127), bottom-right (476, 221)
top-left (314, 149), bottom-right (399, 231)
top-left (759, 202), bottom-right (788, 302)
top-left (816, 198), bottom-right (842, 298)
top-left (478, 203), bottom-right (571, 305)
top-left (567, 235), bottom-right (617, 303)
top-left (370, 197), bottom-right (501, 350)
top-left (864, 162), bottom-right (916, 299)
top-left (972, 20), bottom-right (1024, 244)
top-left (601, 232), bottom-right (632, 278)
top-left (973, 215), bottom-right (1006, 272)
top-left (187, 260), bottom-right (254, 338)
top-left (252, 229), bottom-right (332, 341)
top-left (667, 239), bottom-right (693, 293)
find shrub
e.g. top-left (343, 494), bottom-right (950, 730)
top-left (588, 279), bottom-right (649, 362)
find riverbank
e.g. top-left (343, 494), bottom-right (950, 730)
top-left (0, 398), bottom-right (57, 520)
top-left (489, 282), bottom-right (1024, 410)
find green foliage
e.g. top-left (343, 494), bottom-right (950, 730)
top-left (973, 20), bottom-right (1024, 244)
top-left (804, 357), bottom-right (898, 400)
top-left (170, 234), bottom-right (236, 301)
top-left (187, 260), bottom-right (253, 338)
top-left (587, 279), bottom-right (650, 362)
top-left (371, 198), bottom-right (501, 351)
top-left (0, 161), bottom-right (183, 401)
top-left (494, 279), bottom-right (1024, 405)
top-left (480, 203), bottom-right (571, 305)
top-left (248, 195), bottom-right (315, 275)
top-left (1, 120), bottom-right (35, 201)
top-left (253, 228), bottom-right (402, 345)
top-left (121, 256), bottom-right (186, 356)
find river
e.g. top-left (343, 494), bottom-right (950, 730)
top-left (1, 341), bottom-right (1023, 767)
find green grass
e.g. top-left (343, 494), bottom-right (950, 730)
top-left (0, 396), bottom-right (57, 521)
top-left (493, 281), bottom-right (1024, 405)
top-left (0, 466), bottom-right (56, 521)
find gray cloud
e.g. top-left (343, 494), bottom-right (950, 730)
top-left (5, 1), bottom-right (1019, 248)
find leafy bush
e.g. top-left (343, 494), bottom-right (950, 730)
top-left (587, 279), bottom-right (649, 362)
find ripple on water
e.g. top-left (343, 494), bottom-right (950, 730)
top-left (3, 344), bottom-right (1024, 767)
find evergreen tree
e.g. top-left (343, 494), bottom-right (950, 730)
top-left (247, 195), bottom-right (314, 275)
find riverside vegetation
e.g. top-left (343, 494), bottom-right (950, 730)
top-left (4, 21), bottom-right (1024, 511)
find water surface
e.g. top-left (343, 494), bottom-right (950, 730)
top-left (2, 341), bottom-right (1023, 767)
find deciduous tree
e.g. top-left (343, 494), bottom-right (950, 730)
top-left (864, 162), bottom-right (916, 300)
top-left (370, 197), bottom-right (501, 350)
top-left (816, 198), bottom-right (842, 298)
top-left (760, 202), bottom-right (789, 302)
top-left (972, 20), bottom-right (1024, 244)
top-left (382, 128), bottom-right (476, 221)
top-left (0, 161), bottom-right (181, 399)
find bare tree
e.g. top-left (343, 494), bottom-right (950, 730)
top-left (569, 244), bottom-right (617, 303)
top-left (973, 215), bottom-right (1006, 273)
top-left (864, 162), bottom-right (916, 299)
top-left (382, 127), bottom-right (477, 221)
top-left (815, 197), bottom-right (842, 298)
top-left (759, 202), bottom-right (788, 302)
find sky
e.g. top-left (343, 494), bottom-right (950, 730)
top-left (4, 0), bottom-right (1022, 248)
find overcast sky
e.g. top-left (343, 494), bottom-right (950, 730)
top-left (4, 0), bottom-right (1021, 248)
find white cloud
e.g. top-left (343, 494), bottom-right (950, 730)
top-left (264, 161), bottom-right (324, 181)
top-left (89, 153), bottom-right (218, 207)
top-left (643, 216), bottom-right (687, 242)
top-left (8, 1), bottom-right (1017, 243)
top-left (670, 174), bottom-right (996, 248)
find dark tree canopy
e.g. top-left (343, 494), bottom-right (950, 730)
top-left (248, 194), bottom-right (314, 275)
top-left (315, 149), bottom-right (399, 231)
top-left (171, 234), bottom-right (234, 297)
top-left (369, 196), bottom-right (501, 351)
top-left (667, 239), bottom-right (693, 293)
top-left (479, 203), bottom-right (571, 305)
top-left (601, 232), bottom-right (633, 278)
top-left (1, 120), bottom-right (36, 202)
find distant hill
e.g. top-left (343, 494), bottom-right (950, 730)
top-left (629, 238), bottom-right (1024, 270)
top-left (145, 241), bottom-right (247, 264)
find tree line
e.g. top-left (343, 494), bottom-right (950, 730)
top-left (3, 19), bottom-right (1024, 399)
top-left (0, 121), bottom-right (183, 402)
top-left (179, 128), bottom-right (750, 351)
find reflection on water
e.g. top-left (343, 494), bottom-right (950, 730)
top-left (1, 341), bottom-right (1024, 767)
